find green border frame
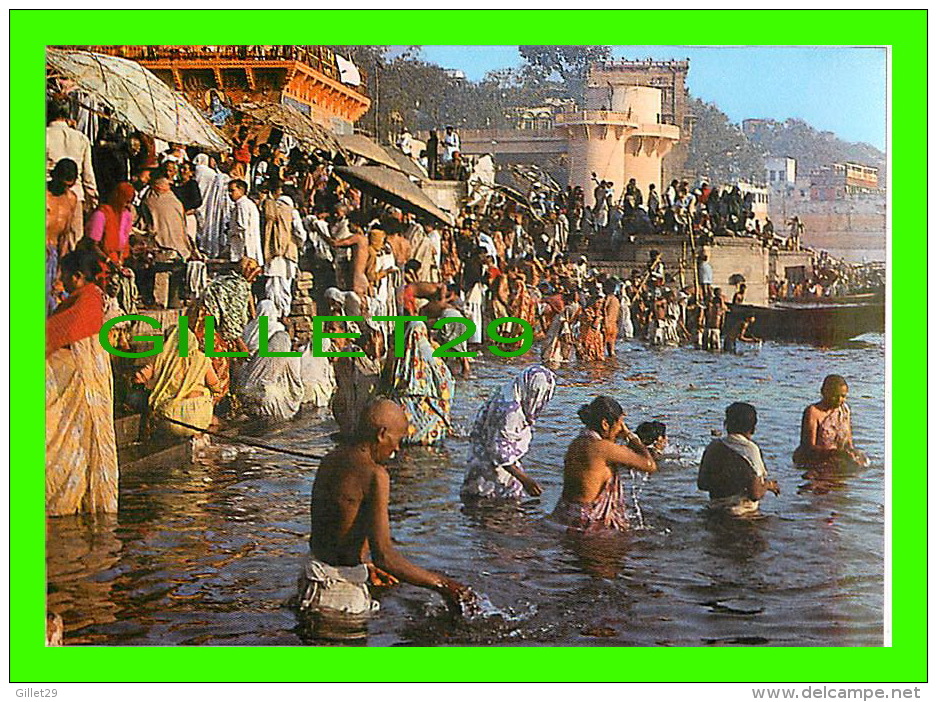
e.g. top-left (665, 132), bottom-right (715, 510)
top-left (11, 9), bottom-right (925, 682)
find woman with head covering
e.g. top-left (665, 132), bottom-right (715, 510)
top-left (86, 182), bottom-right (135, 264)
top-left (551, 396), bottom-right (656, 532)
top-left (461, 365), bottom-right (556, 501)
top-left (237, 329), bottom-right (304, 423)
top-left (190, 256), bottom-right (261, 401)
top-left (46, 251), bottom-right (119, 516)
top-left (134, 325), bottom-right (221, 438)
top-left (388, 320), bottom-right (454, 446)
top-left (297, 330), bottom-right (336, 409)
top-left (196, 155), bottom-right (233, 258)
top-left (242, 299), bottom-right (285, 354)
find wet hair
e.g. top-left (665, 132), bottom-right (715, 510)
top-left (48, 158), bottom-right (78, 195)
top-left (636, 421), bottom-right (666, 446)
top-left (59, 249), bottom-right (101, 282)
top-left (821, 374), bottom-right (848, 394)
top-left (47, 101), bottom-right (69, 123)
top-left (724, 402), bottom-right (757, 435)
top-left (577, 396), bottom-right (624, 433)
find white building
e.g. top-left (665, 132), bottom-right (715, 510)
top-left (765, 156), bottom-right (796, 189)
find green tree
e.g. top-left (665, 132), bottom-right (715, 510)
top-left (685, 97), bottom-right (766, 185)
top-left (518, 45), bottom-right (612, 104)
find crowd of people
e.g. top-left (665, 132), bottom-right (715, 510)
top-left (44, 100), bottom-right (869, 637)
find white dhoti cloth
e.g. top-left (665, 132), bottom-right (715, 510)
top-left (296, 558), bottom-right (380, 639)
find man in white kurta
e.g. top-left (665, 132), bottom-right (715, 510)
top-left (227, 179), bottom-right (263, 266)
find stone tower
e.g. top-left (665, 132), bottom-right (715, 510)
top-left (557, 80), bottom-right (680, 203)
top-left (584, 59), bottom-right (692, 186)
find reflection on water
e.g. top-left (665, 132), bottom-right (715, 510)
top-left (47, 335), bottom-right (885, 646)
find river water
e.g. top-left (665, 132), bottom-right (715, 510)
top-left (47, 334), bottom-right (886, 646)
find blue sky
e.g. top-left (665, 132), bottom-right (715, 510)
top-left (412, 45), bottom-right (886, 151)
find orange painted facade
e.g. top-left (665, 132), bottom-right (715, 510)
top-left (59, 45), bottom-right (371, 130)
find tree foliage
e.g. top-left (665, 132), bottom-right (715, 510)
top-left (684, 97), bottom-right (766, 185)
top-left (743, 117), bottom-right (886, 182)
top-left (518, 45), bottom-right (611, 103)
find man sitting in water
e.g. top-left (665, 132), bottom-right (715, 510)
top-left (697, 402), bottom-right (779, 516)
top-left (793, 374), bottom-right (869, 469)
top-left (635, 421), bottom-right (668, 460)
top-left (551, 396), bottom-right (657, 532)
top-left (299, 399), bottom-right (474, 637)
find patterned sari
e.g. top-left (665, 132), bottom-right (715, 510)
top-left (389, 321), bottom-right (454, 445)
top-left (461, 365), bottom-right (555, 500)
top-left (46, 284), bottom-right (119, 516)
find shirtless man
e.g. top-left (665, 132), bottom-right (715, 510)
top-left (46, 159), bottom-right (79, 256)
top-left (301, 399), bottom-right (474, 632)
top-left (326, 222), bottom-right (370, 297)
top-left (650, 292), bottom-right (668, 345)
top-left (385, 227), bottom-right (412, 268)
top-left (724, 314), bottom-right (760, 353)
top-left (793, 374), bottom-right (868, 468)
top-left (551, 396), bottom-right (656, 532)
top-left (703, 288), bottom-right (728, 351)
top-left (396, 260), bottom-right (443, 316)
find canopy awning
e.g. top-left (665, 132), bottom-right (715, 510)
top-left (384, 148), bottom-right (428, 181)
top-left (336, 133), bottom-right (400, 171)
top-left (334, 166), bottom-right (453, 226)
top-left (238, 102), bottom-right (342, 155)
top-left (46, 47), bottom-right (229, 151)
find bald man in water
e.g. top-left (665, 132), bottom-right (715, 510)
top-left (300, 399), bottom-right (473, 629)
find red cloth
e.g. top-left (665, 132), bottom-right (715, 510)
top-left (46, 283), bottom-right (104, 357)
top-left (102, 183), bottom-right (135, 262)
top-left (402, 285), bottom-right (418, 316)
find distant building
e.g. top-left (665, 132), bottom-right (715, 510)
top-left (810, 162), bottom-right (880, 201)
top-left (765, 156), bottom-right (796, 189)
top-left (737, 181), bottom-right (769, 221)
top-left (458, 59), bottom-right (688, 194)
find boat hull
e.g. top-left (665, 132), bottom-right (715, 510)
top-left (731, 302), bottom-right (885, 346)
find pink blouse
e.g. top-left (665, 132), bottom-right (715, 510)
top-left (86, 209), bottom-right (132, 251)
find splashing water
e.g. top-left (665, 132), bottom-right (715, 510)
top-left (460, 591), bottom-right (537, 624)
top-left (629, 468), bottom-right (648, 530)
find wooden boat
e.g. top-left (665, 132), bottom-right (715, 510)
top-left (730, 299), bottom-right (885, 346)
top-left (115, 414), bottom-right (201, 473)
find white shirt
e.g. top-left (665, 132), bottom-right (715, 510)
top-left (46, 121), bottom-right (97, 202)
top-left (229, 195), bottom-right (263, 266)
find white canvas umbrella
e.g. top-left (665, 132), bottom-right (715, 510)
top-left (47, 47), bottom-right (230, 151)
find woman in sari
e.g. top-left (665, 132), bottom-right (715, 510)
top-left (135, 325), bottom-right (220, 438)
top-left (540, 292), bottom-right (580, 365)
top-left (86, 181), bottom-right (135, 261)
top-left (191, 257), bottom-right (260, 401)
top-left (242, 299), bottom-right (284, 354)
top-left (551, 396), bottom-right (656, 533)
top-left (461, 365), bottom-right (556, 502)
top-left (237, 330), bottom-right (305, 423)
top-left (388, 321), bottom-right (454, 446)
top-left (793, 374), bottom-right (869, 469)
top-left (46, 251), bottom-right (119, 516)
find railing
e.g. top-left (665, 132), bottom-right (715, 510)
top-left (56, 45), bottom-right (369, 97)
